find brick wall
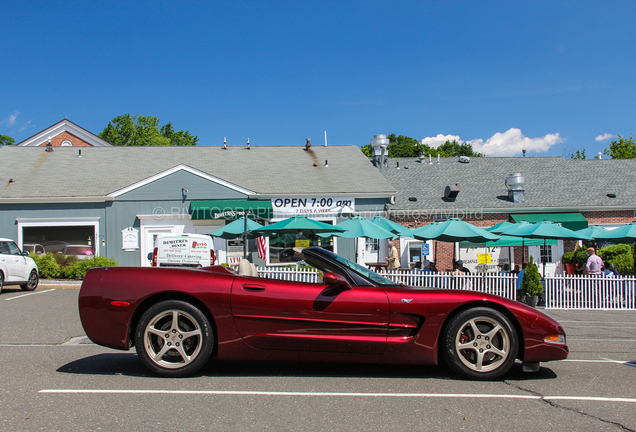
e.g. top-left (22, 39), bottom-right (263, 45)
top-left (582, 210), bottom-right (635, 225)
top-left (39, 132), bottom-right (93, 147)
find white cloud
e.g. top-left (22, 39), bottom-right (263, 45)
top-left (595, 133), bottom-right (614, 142)
top-left (17, 119), bottom-right (32, 132)
top-left (420, 134), bottom-right (463, 148)
top-left (467, 128), bottom-right (564, 156)
top-left (2, 110), bottom-right (19, 126)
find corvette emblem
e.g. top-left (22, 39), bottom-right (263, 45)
top-left (401, 298), bottom-right (413, 303)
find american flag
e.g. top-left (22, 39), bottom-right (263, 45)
top-left (257, 236), bottom-right (267, 260)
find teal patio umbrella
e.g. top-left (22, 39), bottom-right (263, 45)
top-left (591, 222), bottom-right (636, 276)
top-left (210, 217), bottom-right (264, 240)
top-left (317, 216), bottom-right (397, 239)
top-left (412, 218), bottom-right (500, 243)
top-left (412, 218), bottom-right (500, 265)
top-left (486, 221), bottom-right (516, 233)
top-left (210, 216), bottom-right (266, 259)
top-left (369, 216), bottom-right (412, 236)
top-left (254, 215), bottom-right (346, 235)
top-left (499, 220), bottom-right (592, 276)
top-left (318, 216), bottom-right (397, 264)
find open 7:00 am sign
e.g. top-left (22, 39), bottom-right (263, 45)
top-left (272, 198), bottom-right (355, 215)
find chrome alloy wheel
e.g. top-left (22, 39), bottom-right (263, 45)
top-left (143, 309), bottom-right (203, 369)
top-left (454, 316), bottom-right (511, 372)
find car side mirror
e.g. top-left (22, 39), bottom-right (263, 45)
top-left (22, 251), bottom-right (29, 256)
top-left (323, 272), bottom-right (352, 291)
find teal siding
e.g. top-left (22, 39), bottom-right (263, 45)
top-left (116, 170), bottom-right (248, 201)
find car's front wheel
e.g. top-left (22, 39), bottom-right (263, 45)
top-left (20, 270), bottom-right (38, 291)
top-left (442, 307), bottom-right (518, 380)
top-left (135, 300), bottom-right (214, 377)
top-left (0, 272), bottom-right (4, 294)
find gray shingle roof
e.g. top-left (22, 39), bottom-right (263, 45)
top-left (381, 156), bottom-right (636, 212)
top-left (0, 145), bottom-right (395, 200)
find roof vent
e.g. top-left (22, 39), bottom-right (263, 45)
top-left (458, 156), bottom-right (470, 163)
top-left (305, 138), bottom-right (311, 151)
top-left (444, 184), bottom-right (460, 200)
top-left (408, 197), bottom-right (417, 202)
top-left (371, 134), bottom-right (389, 173)
top-left (607, 193), bottom-right (616, 198)
top-left (505, 173), bottom-right (525, 203)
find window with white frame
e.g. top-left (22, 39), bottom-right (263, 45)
top-left (540, 244), bottom-right (554, 263)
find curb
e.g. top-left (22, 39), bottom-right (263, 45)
top-left (39, 280), bottom-right (83, 286)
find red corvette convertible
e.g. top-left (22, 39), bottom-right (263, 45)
top-left (78, 247), bottom-right (568, 380)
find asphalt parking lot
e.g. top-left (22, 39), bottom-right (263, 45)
top-left (0, 285), bottom-right (635, 432)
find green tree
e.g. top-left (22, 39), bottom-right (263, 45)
top-left (99, 114), bottom-right (198, 146)
top-left (571, 149), bottom-right (587, 159)
top-left (436, 140), bottom-right (484, 157)
top-left (361, 134), bottom-right (483, 158)
top-left (0, 134), bottom-right (15, 146)
top-left (604, 134), bottom-right (636, 159)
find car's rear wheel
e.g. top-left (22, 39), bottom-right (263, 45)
top-left (135, 300), bottom-right (214, 377)
top-left (442, 307), bottom-right (518, 380)
top-left (0, 272), bottom-right (4, 294)
top-left (20, 270), bottom-right (38, 291)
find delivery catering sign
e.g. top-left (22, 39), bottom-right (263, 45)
top-left (272, 197), bottom-right (355, 215)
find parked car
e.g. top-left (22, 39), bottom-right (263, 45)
top-left (0, 238), bottom-right (39, 294)
top-left (60, 244), bottom-right (94, 260)
top-left (79, 246), bottom-right (568, 379)
top-left (42, 240), bottom-right (70, 253)
top-left (23, 243), bottom-right (46, 255)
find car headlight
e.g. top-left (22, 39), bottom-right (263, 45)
top-left (544, 334), bottom-right (566, 345)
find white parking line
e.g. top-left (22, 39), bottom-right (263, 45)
top-left (4, 289), bottom-right (55, 301)
top-left (37, 389), bottom-right (636, 403)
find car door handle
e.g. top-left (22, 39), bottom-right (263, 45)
top-left (242, 284), bottom-right (267, 292)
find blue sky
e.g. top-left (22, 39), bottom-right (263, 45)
top-left (1, 1), bottom-right (634, 157)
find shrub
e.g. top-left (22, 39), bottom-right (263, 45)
top-left (598, 243), bottom-right (633, 276)
top-left (29, 253), bottom-right (62, 279)
top-left (61, 256), bottom-right (119, 279)
top-left (520, 256), bottom-right (543, 297)
top-left (574, 246), bottom-right (589, 264)
top-left (561, 251), bottom-right (576, 265)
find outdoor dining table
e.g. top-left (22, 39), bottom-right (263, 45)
top-left (366, 262), bottom-right (388, 272)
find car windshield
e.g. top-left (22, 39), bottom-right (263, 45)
top-left (301, 247), bottom-right (398, 286)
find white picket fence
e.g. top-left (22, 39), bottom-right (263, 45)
top-left (251, 266), bottom-right (636, 310)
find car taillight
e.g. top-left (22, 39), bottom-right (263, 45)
top-left (210, 249), bottom-right (215, 265)
top-left (152, 247), bottom-right (158, 267)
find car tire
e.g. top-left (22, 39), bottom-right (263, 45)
top-left (442, 307), bottom-right (518, 380)
top-left (20, 270), bottom-right (39, 291)
top-left (135, 300), bottom-right (214, 377)
top-left (0, 272), bottom-right (3, 294)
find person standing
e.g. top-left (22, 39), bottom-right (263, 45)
top-left (516, 263), bottom-right (526, 301)
top-left (456, 260), bottom-right (470, 274)
top-left (385, 240), bottom-right (400, 270)
top-left (585, 247), bottom-right (603, 275)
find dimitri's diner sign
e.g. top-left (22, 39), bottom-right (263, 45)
top-left (272, 197), bottom-right (355, 215)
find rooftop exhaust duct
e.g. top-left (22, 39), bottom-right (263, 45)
top-left (371, 134), bottom-right (389, 173)
top-left (505, 173), bottom-right (525, 203)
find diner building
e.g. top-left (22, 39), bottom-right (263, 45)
top-left (0, 143), bottom-right (395, 266)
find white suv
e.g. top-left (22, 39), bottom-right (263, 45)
top-left (0, 238), bottom-right (39, 294)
